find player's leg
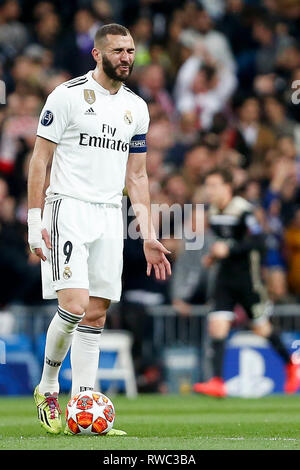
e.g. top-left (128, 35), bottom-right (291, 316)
top-left (69, 296), bottom-right (127, 436)
top-left (35, 198), bottom-right (90, 433)
top-left (75, 205), bottom-right (123, 393)
top-left (66, 205), bottom-right (126, 436)
top-left (193, 313), bottom-right (232, 397)
top-left (252, 318), bottom-right (289, 364)
top-left (35, 288), bottom-right (89, 434)
top-left (241, 278), bottom-right (300, 394)
top-left (251, 318), bottom-right (300, 394)
top-left (39, 288), bottom-right (89, 394)
top-left (193, 280), bottom-right (235, 397)
top-left (70, 296), bottom-right (109, 396)
top-left (209, 314), bottom-right (232, 378)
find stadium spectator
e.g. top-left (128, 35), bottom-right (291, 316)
top-left (217, 0), bottom-right (255, 60)
top-left (171, 206), bottom-right (216, 316)
top-left (146, 148), bottom-right (167, 197)
top-left (264, 155), bottom-right (300, 226)
top-left (263, 94), bottom-right (300, 149)
top-left (262, 196), bottom-right (288, 303)
top-left (0, 92), bottom-right (40, 173)
top-left (252, 16), bottom-right (282, 75)
top-left (137, 63), bottom-right (174, 118)
top-left (285, 207), bottom-right (300, 297)
top-left (165, 111), bottom-right (199, 168)
top-left (33, 11), bottom-right (61, 51)
top-left (130, 16), bottom-right (153, 67)
top-left (32, 1), bottom-right (55, 22)
top-left (231, 95), bottom-right (277, 169)
top-left (179, 4), bottom-right (236, 70)
top-left (56, 8), bottom-right (101, 76)
top-left (176, 60), bottom-right (237, 130)
top-left (0, 0), bottom-right (29, 60)
top-left (146, 115), bottom-right (175, 155)
top-left (181, 143), bottom-right (216, 195)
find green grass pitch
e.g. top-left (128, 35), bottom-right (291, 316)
top-left (0, 394), bottom-right (300, 450)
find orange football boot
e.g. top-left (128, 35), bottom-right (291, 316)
top-left (193, 377), bottom-right (227, 398)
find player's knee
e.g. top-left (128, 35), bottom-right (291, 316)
top-left (58, 289), bottom-right (90, 315)
top-left (84, 299), bottom-right (110, 327)
top-left (83, 309), bottom-right (107, 328)
top-left (252, 321), bottom-right (272, 337)
top-left (61, 303), bottom-right (87, 316)
top-left (209, 318), bottom-right (230, 339)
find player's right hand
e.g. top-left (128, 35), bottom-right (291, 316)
top-left (27, 208), bottom-right (52, 261)
top-left (33, 229), bottom-right (52, 261)
top-left (29, 228), bottom-right (52, 262)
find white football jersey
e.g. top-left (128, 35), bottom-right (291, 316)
top-left (37, 70), bottom-right (150, 206)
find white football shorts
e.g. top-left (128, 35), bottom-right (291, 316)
top-left (41, 197), bottom-right (124, 302)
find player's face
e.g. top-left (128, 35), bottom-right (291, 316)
top-left (101, 34), bottom-right (135, 82)
top-left (205, 174), bottom-right (230, 206)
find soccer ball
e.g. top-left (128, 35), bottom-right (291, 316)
top-left (65, 391), bottom-right (115, 435)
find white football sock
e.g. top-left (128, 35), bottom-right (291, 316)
top-left (38, 306), bottom-right (85, 395)
top-left (70, 324), bottom-right (103, 397)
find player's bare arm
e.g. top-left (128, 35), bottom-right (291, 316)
top-left (27, 136), bottom-right (55, 261)
top-left (126, 152), bottom-right (171, 281)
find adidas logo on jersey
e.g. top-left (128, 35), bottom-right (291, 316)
top-left (84, 107), bottom-right (96, 115)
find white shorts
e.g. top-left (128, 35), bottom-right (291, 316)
top-left (41, 197), bottom-right (124, 302)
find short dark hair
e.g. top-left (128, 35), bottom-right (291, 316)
top-left (204, 167), bottom-right (233, 185)
top-left (94, 23), bottom-right (130, 48)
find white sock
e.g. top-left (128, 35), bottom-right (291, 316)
top-left (39, 306), bottom-right (85, 395)
top-left (70, 325), bottom-right (103, 397)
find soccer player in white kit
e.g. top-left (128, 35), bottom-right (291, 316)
top-left (27, 24), bottom-right (171, 435)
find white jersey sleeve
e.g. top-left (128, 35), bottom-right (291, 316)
top-left (129, 99), bottom-right (150, 154)
top-left (37, 86), bottom-right (71, 144)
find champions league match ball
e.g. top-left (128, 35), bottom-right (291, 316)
top-left (65, 391), bottom-right (115, 435)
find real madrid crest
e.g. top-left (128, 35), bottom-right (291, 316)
top-left (63, 266), bottom-right (72, 280)
top-left (84, 89), bottom-right (96, 104)
top-left (124, 110), bottom-right (133, 125)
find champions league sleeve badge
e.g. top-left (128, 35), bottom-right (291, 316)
top-left (41, 110), bottom-right (54, 126)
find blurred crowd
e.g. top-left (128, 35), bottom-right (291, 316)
top-left (1, 0), bottom-right (300, 315)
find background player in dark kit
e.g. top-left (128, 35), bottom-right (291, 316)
top-left (193, 168), bottom-right (299, 397)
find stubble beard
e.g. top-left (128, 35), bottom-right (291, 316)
top-left (102, 54), bottom-right (134, 82)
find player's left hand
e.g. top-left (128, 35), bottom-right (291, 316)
top-left (210, 241), bottom-right (230, 259)
top-left (144, 239), bottom-right (172, 281)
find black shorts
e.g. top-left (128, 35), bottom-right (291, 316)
top-left (210, 270), bottom-right (271, 322)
